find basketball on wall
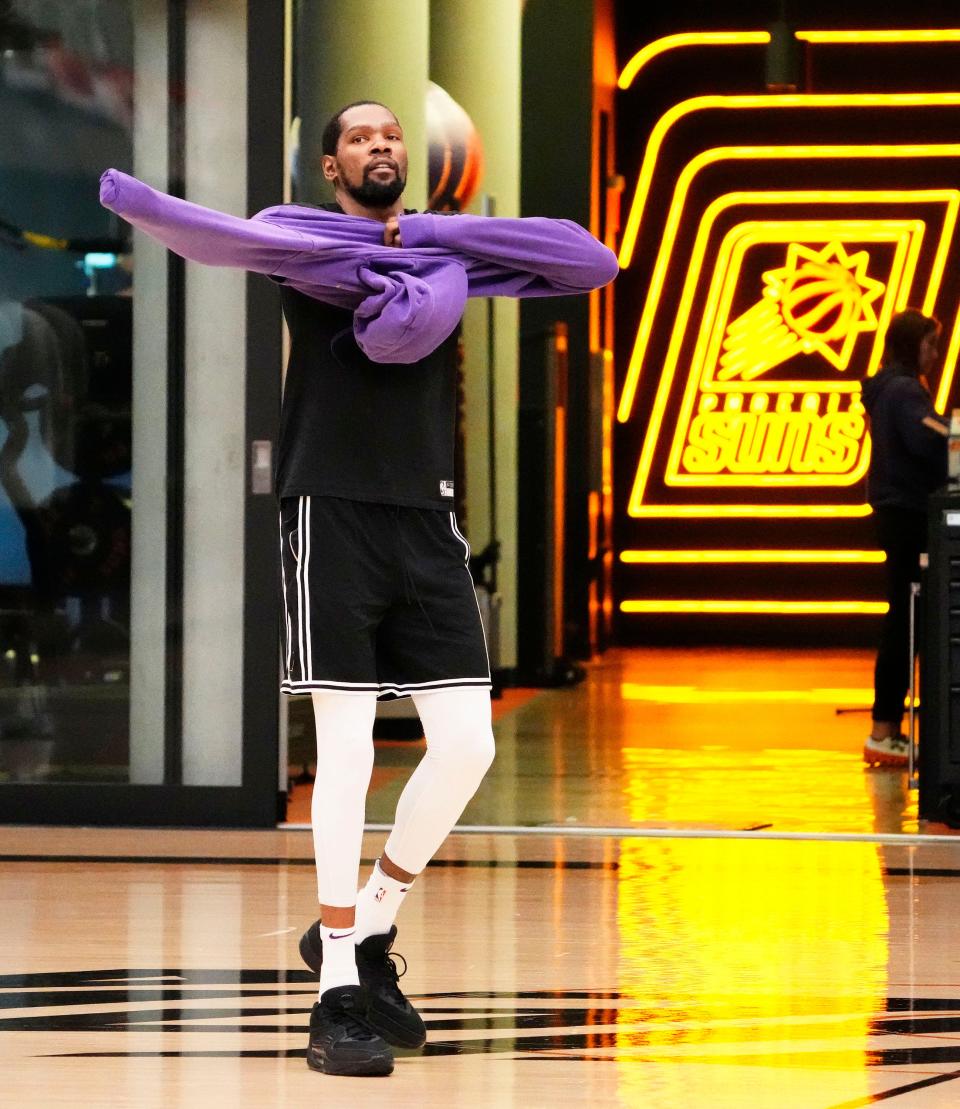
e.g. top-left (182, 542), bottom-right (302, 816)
top-left (426, 81), bottom-right (484, 213)
top-left (780, 261), bottom-right (866, 343)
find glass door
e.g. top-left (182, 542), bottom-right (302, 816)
top-left (0, 0), bottom-right (139, 786)
top-left (0, 0), bottom-right (283, 826)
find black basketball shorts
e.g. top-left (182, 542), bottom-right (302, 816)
top-left (279, 495), bottom-right (491, 699)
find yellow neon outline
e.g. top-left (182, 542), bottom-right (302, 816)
top-left (618, 96), bottom-right (960, 270)
top-left (618, 30), bottom-right (960, 91)
top-left (800, 29), bottom-right (960, 45)
top-left (619, 600), bottom-right (888, 615)
top-left (937, 301), bottom-right (960, 411)
top-left (619, 549), bottom-right (885, 563)
top-left (618, 32), bottom-right (771, 90)
top-left (661, 217), bottom-right (919, 491)
top-left (625, 504), bottom-right (873, 518)
top-left (696, 224), bottom-right (912, 395)
top-left (733, 241), bottom-right (889, 374)
top-left (616, 145), bottom-right (960, 423)
top-left (623, 192), bottom-right (959, 515)
top-left (619, 684), bottom-right (876, 704)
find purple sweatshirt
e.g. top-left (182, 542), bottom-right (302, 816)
top-left (99, 170), bottom-right (618, 363)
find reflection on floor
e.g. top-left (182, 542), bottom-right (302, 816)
top-left (2, 826), bottom-right (960, 1107)
top-left (288, 647), bottom-right (938, 836)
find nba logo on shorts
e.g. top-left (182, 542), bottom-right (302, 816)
top-left (375, 887), bottom-right (386, 902)
top-left (439, 480), bottom-right (454, 497)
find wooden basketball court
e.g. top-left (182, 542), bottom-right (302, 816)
top-left (3, 649), bottom-right (960, 1107)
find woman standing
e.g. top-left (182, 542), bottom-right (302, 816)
top-left (862, 309), bottom-right (948, 767)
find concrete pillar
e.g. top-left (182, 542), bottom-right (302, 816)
top-left (430, 0), bottom-right (522, 668)
top-left (129, 0), bottom-right (169, 783)
top-left (180, 0), bottom-right (248, 785)
top-left (296, 0), bottom-right (429, 208)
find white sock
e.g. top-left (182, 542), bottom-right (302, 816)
top-left (354, 860), bottom-right (413, 943)
top-left (317, 923), bottom-right (359, 997)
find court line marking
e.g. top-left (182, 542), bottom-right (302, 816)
top-left (0, 854), bottom-right (619, 870)
top-left (357, 823), bottom-right (960, 845)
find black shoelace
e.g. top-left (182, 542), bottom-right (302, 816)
top-left (367, 950), bottom-right (408, 996)
top-left (323, 996), bottom-right (376, 1039)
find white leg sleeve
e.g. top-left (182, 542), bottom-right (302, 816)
top-left (310, 691), bottom-right (377, 907)
top-left (383, 687), bottom-right (495, 875)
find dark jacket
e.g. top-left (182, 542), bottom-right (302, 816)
top-left (862, 366), bottom-right (947, 511)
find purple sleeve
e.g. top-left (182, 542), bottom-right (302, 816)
top-left (352, 256), bottom-right (468, 364)
top-left (100, 169), bottom-right (469, 363)
top-left (397, 212), bottom-right (619, 297)
top-left (100, 169), bottom-right (315, 275)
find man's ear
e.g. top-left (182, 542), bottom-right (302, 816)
top-left (320, 155), bottom-right (338, 184)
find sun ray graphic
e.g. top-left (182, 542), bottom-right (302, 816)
top-left (717, 241), bottom-right (886, 382)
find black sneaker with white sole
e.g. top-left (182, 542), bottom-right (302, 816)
top-left (306, 985), bottom-right (393, 1077)
top-left (300, 922), bottom-right (427, 1049)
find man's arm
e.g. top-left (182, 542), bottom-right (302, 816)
top-left (100, 169), bottom-right (330, 276)
top-left (99, 171), bottom-right (469, 363)
top-left (396, 212), bottom-right (618, 297)
top-left (893, 379), bottom-right (949, 458)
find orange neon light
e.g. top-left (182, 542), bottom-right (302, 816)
top-left (619, 600), bottom-right (889, 615)
top-left (619, 549), bottom-right (885, 564)
top-left (617, 29), bottom-right (960, 91)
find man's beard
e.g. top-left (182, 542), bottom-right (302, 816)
top-left (343, 166), bottom-right (406, 208)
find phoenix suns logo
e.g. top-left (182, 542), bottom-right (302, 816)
top-left (666, 237), bottom-right (891, 490)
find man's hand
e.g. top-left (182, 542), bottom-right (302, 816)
top-left (383, 217), bottom-right (402, 247)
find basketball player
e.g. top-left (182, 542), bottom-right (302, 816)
top-left (286, 99), bottom-right (622, 1078)
top-left (100, 98), bottom-right (617, 1078)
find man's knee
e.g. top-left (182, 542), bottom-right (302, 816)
top-left (429, 720), bottom-right (494, 780)
top-left (459, 722), bottom-right (495, 779)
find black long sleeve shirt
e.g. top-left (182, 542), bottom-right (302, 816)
top-left (862, 367), bottom-right (947, 512)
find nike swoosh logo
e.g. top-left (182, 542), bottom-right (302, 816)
top-left (328, 930), bottom-right (355, 940)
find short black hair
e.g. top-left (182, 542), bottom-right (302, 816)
top-left (321, 100), bottom-right (397, 157)
top-left (881, 308), bottom-right (941, 375)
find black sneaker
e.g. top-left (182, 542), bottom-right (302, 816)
top-left (300, 922), bottom-right (427, 1049)
top-left (356, 927), bottom-right (427, 1049)
top-left (306, 985), bottom-right (393, 1077)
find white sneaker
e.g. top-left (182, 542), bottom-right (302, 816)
top-left (864, 733), bottom-right (910, 768)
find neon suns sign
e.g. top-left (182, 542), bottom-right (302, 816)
top-left (677, 240), bottom-right (883, 481)
top-left (614, 31), bottom-right (960, 615)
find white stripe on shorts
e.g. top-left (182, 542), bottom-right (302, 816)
top-left (279, 509), bottom-right (293, 676)
top-left (449, 514), bottom-right (491, 678)
top-left (449, 512), bottom-right (470, 563)
top-left (295, 496), bottom-right (306, 682)
top-left (281, 676), bottom-right (491, 698)
top-left (303, 495), bottom-right (313, 681)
